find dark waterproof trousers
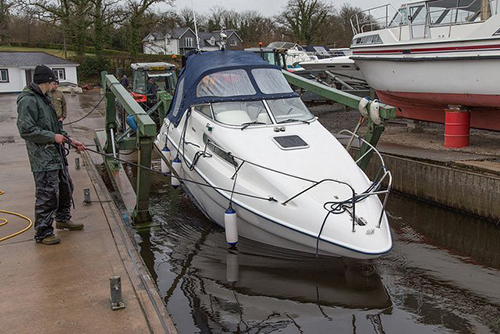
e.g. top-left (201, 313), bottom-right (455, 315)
top-left (33, 168), bottom-right (73, 241)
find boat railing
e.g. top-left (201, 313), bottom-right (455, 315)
top-left (351, 3), bottom-right (401, 35)
top-left (338, 129), bottom-right (392, 229)
top-left (351, 1), bottom-right (498, 38)
top-left (206, 133), bottom-right (391, 232)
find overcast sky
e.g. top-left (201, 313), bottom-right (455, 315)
top-left (155, 0), bottom-right (407, 16)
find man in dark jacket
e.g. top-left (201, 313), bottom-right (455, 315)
top-left (17, 65), bottom-right (85, 245)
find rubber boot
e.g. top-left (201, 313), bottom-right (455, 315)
top-left (38, 234), bottom-right (61, 245)
top-left (56, 220), bottom-right (84, 230)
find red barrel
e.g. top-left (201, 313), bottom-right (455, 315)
top-left (444, 110), bottom-right (470, 148)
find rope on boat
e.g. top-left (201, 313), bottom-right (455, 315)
top-left (85, 147), bottom-right (276, 202)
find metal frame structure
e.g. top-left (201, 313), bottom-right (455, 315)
top-left (101, 72), bottom-right (157, 224)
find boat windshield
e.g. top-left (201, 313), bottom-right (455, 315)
top-left (428, 0), bottom-right (488, 25)
top-left (196, 69), bottom-right (256, 97)
top-left (212, 101), bottom-right (272, 126)
top-left (266, 97), bottom-right (314, 124)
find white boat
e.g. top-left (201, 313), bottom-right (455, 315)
top-left (298, 56), bottom-right (367, 83)
top-left (266, 41), bottom-right (317, 71)
top-left (350, 0), bottom-right (500, 131)
top-left (155, 50), bottom-right (392, 259)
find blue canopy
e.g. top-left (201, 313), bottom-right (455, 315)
top-left (167, 50), bottom-right (298, 127)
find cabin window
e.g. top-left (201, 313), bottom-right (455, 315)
top-left (193, 104), bottom-right (213, 119)
top-left (203, 134), bottom-right (238, 167)
top-left (0, 69), bottom-right (8, 83)
top-left (409, 5), bottom-right (425, 24)
top-left (252, 69), bottom-right (294, 94)
top-left (196, 69), bottom-right (256, 98)
top-left (266, 97), bottom-right (314, 124)
top-left (428, 0), bottom-right (486, 25)
top-left (52, 68), bottom-right (66, 81)
top-left (171, 77), bottom-right (185, 117)
top-left (229, 39), bottom-right (237, 46)
top-left (352, 34), bottom-right (383, 45)
top-left (388, 7), bottom-right (408, 27)
top-left (212, 101), bottom-right (271, 126)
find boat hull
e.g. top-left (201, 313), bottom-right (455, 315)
top-left (352, 55), bottom-right (500, 130)
top-left (156, 114), bottom-right (392, 259)
top-left (299, 56), bottom-right (366, 82)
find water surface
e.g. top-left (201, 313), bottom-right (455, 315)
top-left (136, 174), bottom-right (500, 333)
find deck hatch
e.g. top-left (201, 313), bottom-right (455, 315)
top-left (273, 135), bottom-right (309, 150)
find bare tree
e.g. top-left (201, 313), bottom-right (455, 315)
top-left (21, 0), bottom-right (94, 60)
top-left (280, 0), bottom-right (332, 45)
top-left (207, 6), bottom-right (227, 31)
top-left (0, 0), bottom-right (14, 43)
top-left (238, 11), bottom-right (279, 46)
top-left (89, 0), bottom-right (123, 65)
top-left (124, 0), bottom-right (175, 61)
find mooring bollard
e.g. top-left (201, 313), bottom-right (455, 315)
top-left (83, 188), bottom-right (91, 204)
top-left (109, 275), bottom-right (125, 310)
top-left (75, 157), bottom-right (80, 170)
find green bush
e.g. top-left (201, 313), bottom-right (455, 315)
top-left (77, 57), bottom-right (110, 81)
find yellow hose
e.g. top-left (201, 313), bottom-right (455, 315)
top-left (0, 190), bottom-right (33, 242)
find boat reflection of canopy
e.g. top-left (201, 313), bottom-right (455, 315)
top-left (156, 50), bottom-right (392, 259)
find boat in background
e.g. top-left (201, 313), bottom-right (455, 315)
top-left (266, 41), bottom-right (317, 71)
top-left (155, 50), bottom-right (392, 259)
top-left (299, 56), bottom-right (367, 84)
top-left (350, 0), bottom-right (500, 131)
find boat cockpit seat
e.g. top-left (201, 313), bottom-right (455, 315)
top-left (257, 112), bottom-right (271, 124)
top-left (215, 110), bottom-right (252, 126)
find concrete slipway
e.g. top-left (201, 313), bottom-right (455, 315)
top-left (0, 93), bottom-right (177, 334)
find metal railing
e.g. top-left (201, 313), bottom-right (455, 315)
top-left (351, 3), bottom-right (400, 35)
top-left (338, 129), bottom-right (392, 230)
top-left (351, 0), bottom-right (498, 37)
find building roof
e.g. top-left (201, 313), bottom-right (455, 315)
top-left (143, 28), bottom-right (243, 46)
top-left (0, 52), bottom-right (78, 68)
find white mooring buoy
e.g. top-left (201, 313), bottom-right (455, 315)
top-left (171, 157), bottom-right (181, 188)
top-left (161, 146), bottom-right (171, 175)
top-left (224, 207), bottom-right (238, 245)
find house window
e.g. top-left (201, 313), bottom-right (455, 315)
top-left (0, 69), bottom-right (8, 83)
top-left (53, 68), bottom-right (66, 81)
top-left (185, 37), bottom-right (194, 48)
top-left (229, 39), bottom-right (237, 46)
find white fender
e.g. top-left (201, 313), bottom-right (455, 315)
top-left (161, 146), bottom-right (171, 175)
top-left (369, 100), bottom-right (383, 126)
top-left (224, 207), bottom-right (238, 245)
top-left (358, 97), bottom-right (370, 119)
top-left (171, 157), bottom-right (181, 188)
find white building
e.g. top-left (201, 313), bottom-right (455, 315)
top-left (143, 28), bottom-right (243, 55)
top-left (0, 52), bottom-right (79, 93)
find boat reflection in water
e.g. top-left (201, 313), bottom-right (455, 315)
top-left (136, 190), bottom-right (391, 333)
top-left (132, 177), bottom-right (500, 333)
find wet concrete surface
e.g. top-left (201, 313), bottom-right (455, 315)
top-left (0, 91), bottom-right (175, 333)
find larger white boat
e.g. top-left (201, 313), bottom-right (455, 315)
top-left (350, 0), bottom-right (500, 130)
top-left (155, 50), bottom-right (392, 259)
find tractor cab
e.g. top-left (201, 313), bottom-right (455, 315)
top-left (130, 62), bottom-right (177, 104)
